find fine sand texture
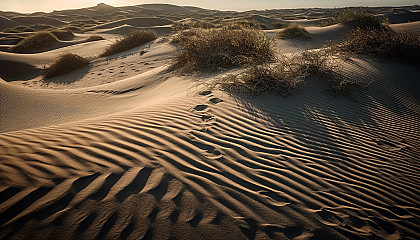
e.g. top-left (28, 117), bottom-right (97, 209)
top-left (1, 4), bottom-right (420, 240)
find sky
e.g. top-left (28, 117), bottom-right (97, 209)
top-left (1, 0), bottom-right (419, 13)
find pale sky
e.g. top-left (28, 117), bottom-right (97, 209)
top-left (1, 0), bottom-right (419, 13)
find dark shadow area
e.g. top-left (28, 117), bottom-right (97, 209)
top-left (41, 64), bottom-right (91, 84)
top-left (0, 60), bottom-right (41, 81)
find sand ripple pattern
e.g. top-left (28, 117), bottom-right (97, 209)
top-left (1, 61), bottom-right (420, 239)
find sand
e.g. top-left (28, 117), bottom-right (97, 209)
top-left (1, 4), bottom-right (420, 240)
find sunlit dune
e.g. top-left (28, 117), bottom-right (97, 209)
top-left (1, 3), bottom-right (420, 240)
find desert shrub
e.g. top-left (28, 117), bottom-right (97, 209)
top-left (171, 28), bottom-right (275, 72)
top-left (50, 29), bottom-right (74, 40)
top-left (100, 30), bottom-right (157, 57)
top-left (84, 35), bottom-right (105, 42)
top-left (170, 29), bottom-right (199, 44)
top-left (277, 24), bottom-right (311, 40)
top-left (336, 28), bottom-right (420, 64)
top-left (42, 53), bottom-right (89, 79)
top-left (61, 26), bottom-right (83, 33)
top-left (9, 32), bottom-right (58, 53)
top-left (220, 63), bottom-right (303, 96)
top-left (4, 24), bottom-right (54, 33)
top-left (329, 8), bottom-right (386, 30)
top-left (220, 49), bottom-right (357, 95)
top-left (272, 22), bottom-right (289, 29)
top-left (31, 24), bottom-right (54, 31)
top-left (4, 25), bottom-right (34, 33)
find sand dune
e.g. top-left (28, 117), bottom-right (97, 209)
top-left (1, 56), bottom-right (420, 239)
top-left (391, 21), bottom-right (420, 34)
top-left (11, 16), bottom-right (67, 26)
top-left (1, 4), bottom-right (420, 240)
top-left (266, 24), bottom-right (351, 54)
top-left (0, 16), bottom-right (18, 30)
top-left (93, 17), bottom-right (173, 30)
top-left (97, 24), bottom-right (172, 37)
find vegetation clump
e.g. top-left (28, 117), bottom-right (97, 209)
top-left (42, 53), bottom-right (90, 79)
top-left (334, 8), bottom-right (385, 30)
top-left (9, 32), bottom-right (58, 53)
top-left (50, 29), bottom-right (74, 40)
top-left (277, 24), bottom-right (311, 40)
top-left (84, 35), bottom-right (105, 43)
top-left (220, 49), bottom-right (357, 96)
top-left (320, 8), bottom-right (387, 30)
top-left (336, 28), bottom-right (420, 65)
top-left (172, 28), bottom-right (274, 72)
top-left (100, 30), bottom-right (157, 57)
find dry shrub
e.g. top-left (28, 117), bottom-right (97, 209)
top-left (84, 35), bottom-right (105, 43)
top-left (42, 53), bottom-right (89, 79)
top-left (336, 28), bottom-right (420, 65)
top-left (9, 32), bottom-right (58, 53)
top-left (277, 24), bottom-right (311, 40)
top-left (220, 49), bottom-right (357, 96)
top-left (100, 30), bottom-right (157, 57)
top-left (220, 63), bottom-right (303, 96)
top-left (171, 28), bottom-right (275, 72)
top-left (272, 22), bottom-right (289, 29)
top-left (334, 8), bottom-right (385, 30)
top-left (50, 29), bottom-right (74, 40)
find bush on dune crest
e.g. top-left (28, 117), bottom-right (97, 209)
top-left (334, 8), bottom-right (385, 30)
top-left (100, 30), bottom-right (157, 57)
top-left (84, 35), bottom-right (105, 43)
top-left (277, 24), bottom-right (311, 40)
top-left (336, 28), bottom-right (420, 65)
top-left (42, 53), bottom-right (90, 79)
top-left (50, 29), bottom-right (74, 40)
top-left (171, 28), bottom-right (275, 72)
top-left (9, 32), bottom-right (58, 53)
top-left (220, 50), bottom-right (356, 96)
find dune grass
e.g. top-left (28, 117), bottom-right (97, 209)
top-left (334, 8), bottom-right (385, 30)
top-left (42, 53), bottom-right (90, 79)
top-left (335, 28), bottom-right (420, 65)
top-left (277, 24), bottom-right (311, 40)
top-left (320, 8), bottom-right (387, 30)
top-left (171, 27), bottom-right (275, 72)
top-left (272, 22), bottom-right (289, 29)
top-left (9, 32), bottom-right (58, 53)
top-left (220, 49), bottom-right (357, 96)
top-left (84, 35), bottom-right (105, 43)
top-left (100, 30), bottom-right (157, 57)
top-left (50, 29), bottom-right (74, 40)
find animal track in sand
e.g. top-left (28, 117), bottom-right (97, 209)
top-left (209, 98), bottom-right (223, 104)
top-left (199, 90), bottom-right (212, 96)
top-left (193, 105), bottom-right (208, 111)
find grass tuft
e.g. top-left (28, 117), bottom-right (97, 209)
top-left (220, 49), bottom-right (357, 96)
top-left (171, 28), bottom-right (275, 72)
top-left (84, 35), bottom-right (105, 43)
top-left (42, 53), bottom-right (90, 79)
top-left (277, 24), bottom-right (311, 40)
top-left (9, 32), bottom-right (58, 53)
top-left (100, 30), bottom-right (157, 57)
top-left (50, 29), bottom-right (74, 40)
top-left (335, 28), bottom-right (420, 65)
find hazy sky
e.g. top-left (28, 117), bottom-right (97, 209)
top-left (1, 0), bottom-right (419, 13)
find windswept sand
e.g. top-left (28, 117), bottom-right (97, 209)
top-left (1, 7), bottom-right (420, 240)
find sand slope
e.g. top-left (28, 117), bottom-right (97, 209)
top-left (1, 49), bottom-right (420, 239)
top-left (1, 14), bottom-right (420, 240)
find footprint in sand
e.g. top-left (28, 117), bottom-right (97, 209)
top-left (199, 90), bottom-right (212, 96)
top-left (209, 98), bottom-right (223, 104)
top-left (194, 105), bottom-right (208, 111)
